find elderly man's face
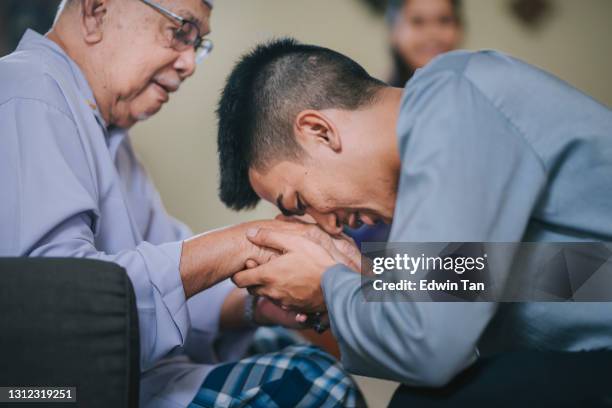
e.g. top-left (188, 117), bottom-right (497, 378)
top-left (102, 0), bottom-right (210, 127)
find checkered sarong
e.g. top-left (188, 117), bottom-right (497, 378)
top-left (188, 344), bottom-right (366, 408)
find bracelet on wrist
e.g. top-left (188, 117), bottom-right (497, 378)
top-left (243, 294), bottom-right (260, 327)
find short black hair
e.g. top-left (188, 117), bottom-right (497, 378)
top-left (217, 38), bottom-right (386, 210)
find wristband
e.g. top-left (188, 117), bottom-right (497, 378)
top-left (309, 312), bottom-right (330, 334)
top-left (243, 294), bottom-right (260, 327)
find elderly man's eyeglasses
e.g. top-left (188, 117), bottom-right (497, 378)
top-left (140, 0), bottom-right (213, 64)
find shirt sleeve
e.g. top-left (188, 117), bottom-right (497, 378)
top-left (140, 171), bottom-right (194, 243)
top-left (0, 98), bottom-right (189, 371)
top-left (322, 69), bottom-right (547, 386)
top-left (128, 147), bottom-right (255, 363)
top-left (183, 279), bottom-right (255, 364)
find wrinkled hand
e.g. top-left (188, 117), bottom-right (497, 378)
top-left (273, 215), bottom-right (361, 272)
top-left (235, 218), bottom-right (361, 273)
top-left (233, 228), bottom-right (337, 313)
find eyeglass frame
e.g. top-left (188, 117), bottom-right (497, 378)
top-left (140, 0), bottom-right (213, 64)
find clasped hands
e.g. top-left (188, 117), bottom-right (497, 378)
top-left (232, 215), bottom-right (361, 329)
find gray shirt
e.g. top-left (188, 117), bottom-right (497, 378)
top-left (322, 50), bottom-right (612, 386)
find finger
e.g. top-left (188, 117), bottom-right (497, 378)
top-left (332, 237), bottom-right (362, 271)
top-left (333, 246), bottom-right (361, 272)
top-left (295, 313), bottom-right (308, 323)
top-left (233, 253), bottom-right (291, 288)
top-left (275, 213), bottom-right (317, 224)
top-left (265, 296), bottom-right (288, 309)
top-left (247, 228), bottom-right (318, 254)
top-left (297, 214), bottom-right (317, 224)
top-left (271, 218), bottom-right (314, 233)
top-left (250, 286), bottom-right (283, 304)
top-left (275, 214), bottom-right (299, 222)
top-left (232, 267), bottom-right (271, 288)
top-left (247, 244), bottom-right (282, 266)
top-left (270, 217), bottom-right (325, 236)
top-left (337, 231), bottom-right (356, 243)
top-left (275, 222), bottom-right (342, 256)
top-left (333, 234), bottom-right (359, 255)
top-left (330, 248), bottom-right (355, 270)
top-left (245, 259), bottom-right (258, 269)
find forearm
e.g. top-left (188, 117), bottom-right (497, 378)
top-left (323, 264), bottom-right (492, 386)
top-left (180, 222), bottom-right (269, 298)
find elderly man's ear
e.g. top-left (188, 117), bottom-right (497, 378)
top-left (81, 0), bottom-right (108, 44)
top-left (294, 110), bottom-right (342, 153)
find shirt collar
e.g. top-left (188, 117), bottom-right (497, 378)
top-left (17, 29), bottom-right (108, 129)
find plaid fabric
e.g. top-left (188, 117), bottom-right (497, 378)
top-left (247, 326), bottom-right (309, 355)
top-left (189, 345), bottom-right (366, 408)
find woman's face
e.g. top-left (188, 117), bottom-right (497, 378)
top-left (391, 0), bottom-right (463, 70)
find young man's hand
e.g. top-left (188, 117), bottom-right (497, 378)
top-left (273, 215), bottom-right (361, 272)
top-left (254, 296), bottom-right (308, 328)
top-left (233, 228), bottom-right (339, 313)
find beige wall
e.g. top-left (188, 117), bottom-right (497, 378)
top-left (462, 0), bottom-right (612, 106)
top-left (131, 0), bottom-right (612, 233)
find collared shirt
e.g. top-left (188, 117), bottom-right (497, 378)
top-left (0, 30), bottom-right (251, 407)
top-left (322, 50), bottom-right (612, 386)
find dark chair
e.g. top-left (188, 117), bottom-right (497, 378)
top-left (0, 258), bottom-right (140, 408)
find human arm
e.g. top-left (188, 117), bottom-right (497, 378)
top-left (0, 98), bottom-right (277, 370)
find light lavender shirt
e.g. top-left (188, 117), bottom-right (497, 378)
top-left (0, 30), bottom-right (252, 407)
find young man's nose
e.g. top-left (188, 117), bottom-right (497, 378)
top-left (308, 210), bottom-right (343, 236)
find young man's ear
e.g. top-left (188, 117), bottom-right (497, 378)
top-left (294, 110), bottom-right (341, 152)
top-left (81, 0), bottom-right (107, 44)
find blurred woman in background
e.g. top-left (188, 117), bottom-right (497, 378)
top-left (388, 0), bottom-right (464, 86)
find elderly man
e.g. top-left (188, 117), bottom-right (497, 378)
top-left (217, 39), bottom-right (612, 405)
top-left (0, 1), bottom-right (364, 407)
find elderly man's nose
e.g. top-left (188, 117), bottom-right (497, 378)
top-left (174, 48), bottom-right (197, 79)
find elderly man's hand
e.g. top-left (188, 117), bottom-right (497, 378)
top-left (271, 215), bottom-right (361, 272)
top-left (233, 228), bottom-right (338, 312)
top-left (181, 217), bottom-right (360, 299)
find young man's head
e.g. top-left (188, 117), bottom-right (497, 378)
top-left (217, 39), bottom-right (403, 235)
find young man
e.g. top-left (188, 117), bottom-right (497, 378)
top-left (217, 38), bottom-right (612, 402)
